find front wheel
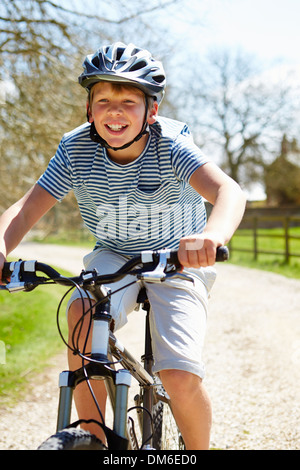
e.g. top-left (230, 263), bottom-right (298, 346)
top-left (37, 428), bottom-right (106, 450)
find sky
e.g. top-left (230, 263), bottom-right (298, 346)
top-left (173, 0), bottom-right (300, 71)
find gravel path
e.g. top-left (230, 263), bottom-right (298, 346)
top-left (0, 242), bottom-right (299, 450)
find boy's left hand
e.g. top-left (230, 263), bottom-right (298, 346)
top-left (177, 233), bottom-right (224, 268)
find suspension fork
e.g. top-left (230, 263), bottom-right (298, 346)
top-left (56, 287), bottom-right (131, 444)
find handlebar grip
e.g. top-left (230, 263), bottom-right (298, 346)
top-left (168, 251), bottom-right (181, 267)
top-left (2, 262), bottom-right (14, 280)
top-left (168, 246), bottom-right (229, 265)
top-left (215, 246), bottom-right (229, 262)
top-left (2, 260), bottom-right (62, 280)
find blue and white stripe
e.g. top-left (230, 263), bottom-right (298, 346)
top-left (38, 117), bottom-right (210, 255)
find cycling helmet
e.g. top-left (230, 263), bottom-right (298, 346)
top-left (78, 42), bottom-right (166, 151)
top-left (78, 42), bottom-right (166, 105)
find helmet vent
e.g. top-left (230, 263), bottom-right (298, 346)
top-left (153, 74), bottom-right (165, 84)
top-left (129, 61), bottom-right (147, 72)
top-left (116, 48), bottom-right (124, 61)
top-left (91, 56), bottom-right (100, 68)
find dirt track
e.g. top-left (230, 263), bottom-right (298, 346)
top-left (0, 242), bottom-right (299, 450)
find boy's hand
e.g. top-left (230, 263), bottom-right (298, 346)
top-left (177, 233), bottom-right (224, 268)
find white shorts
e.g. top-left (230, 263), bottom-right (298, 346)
top-left (67, 248), bottom-right (216, 379)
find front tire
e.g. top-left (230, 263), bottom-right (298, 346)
top-left (37, 428), bottom-right (106, 450)
top-left (152, 379), bottom-right (185, 450)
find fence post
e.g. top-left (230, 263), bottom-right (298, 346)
top-left (253, 217), bottom-right (258, 261)
top-left (284, 217), bottom-right (290, 264)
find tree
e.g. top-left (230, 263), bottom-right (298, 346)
top-left (177, 48), bottom-right (297, 190)
top-left (0, 0), bottom-right (182, 224)
top-left (0, 0), bottom-right (181, 61)
top-left (265, 135), bottom-right (300, 206)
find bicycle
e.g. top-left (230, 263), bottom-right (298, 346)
top-left (1, 246), bottom-right (229, 450)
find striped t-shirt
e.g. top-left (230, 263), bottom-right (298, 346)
top-left (38, 117), bottom-right (210, 255)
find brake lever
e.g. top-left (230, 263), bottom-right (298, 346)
top-left (138, 250), bottom-right (168, 283)
top-left (163, 271), bottom-right (194, 283)
top-left (137, 251), bottom-right (194, 284)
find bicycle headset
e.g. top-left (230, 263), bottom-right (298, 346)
top-left (78, 42), bottom-right (166, 151)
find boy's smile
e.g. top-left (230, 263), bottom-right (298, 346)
top-left (89, 82), bottom-right (158, 164)
top-left (106, 123), bottom-right (128, 132)
top-left (104, 121), bottom-right (131, 139)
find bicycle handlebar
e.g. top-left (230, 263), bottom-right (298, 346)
top-left (1, 246), bottom-right (229, 292)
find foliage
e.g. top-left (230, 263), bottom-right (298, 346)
top-left (0, 0), bottom-right (181, 214)
top-left (264, 135), bottom-right (300, 205)
top-left (176, 48), bottom-right (297, 190)
top-left (0, 282), bottom-right (69, 404)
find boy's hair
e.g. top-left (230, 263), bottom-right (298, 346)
top-left (88, 82), bottom-right (155, 109)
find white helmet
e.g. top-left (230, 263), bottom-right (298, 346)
top-left (79, 42), bottom-right (166, 104)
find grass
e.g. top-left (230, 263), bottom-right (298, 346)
top-left (31, 229), bottom-right (95, 248)
top-left (229, 251), bottom-right (300, 279)
top-left (0, 276), bottom-right (69, 406)
top-left (229, 226), bottom-right (300, 279)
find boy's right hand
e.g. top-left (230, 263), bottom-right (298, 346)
top-left (178, 232), bottom-right (224, 269)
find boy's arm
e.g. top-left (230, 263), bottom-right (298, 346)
top-left (0, 184), bottom-right (57, 279)
top-left (178, 162), bottom-right (246, 268)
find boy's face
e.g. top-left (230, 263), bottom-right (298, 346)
top-left (88, 82), bottom-right (158, 163)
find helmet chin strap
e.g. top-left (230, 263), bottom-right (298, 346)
top-left (89, 101), bottom-right (149, 151)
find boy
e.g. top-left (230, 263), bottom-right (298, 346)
top-left (0, 42), bottom-right (246, 449)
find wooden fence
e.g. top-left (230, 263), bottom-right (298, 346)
top-left (229, 215), bottom-right (300, 263)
